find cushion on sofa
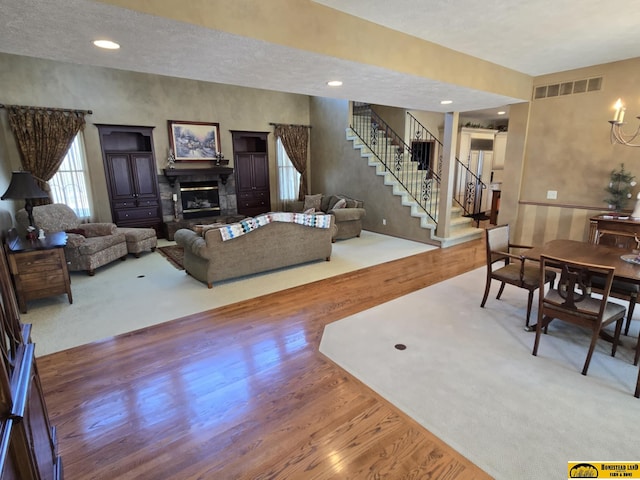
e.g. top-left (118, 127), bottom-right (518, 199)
top-left (303, 194), bottom-right (322, 211)
top-left (332, 198), bottom-right (347, 209)
top-left (326, 195), bottom-right (355, 211)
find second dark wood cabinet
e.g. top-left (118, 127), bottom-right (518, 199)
top-left (97, 125), bottom-right (163, 233)
top-left (232, 131), bottom-right (271, 217)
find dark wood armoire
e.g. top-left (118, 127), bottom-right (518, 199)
top-left (232, 131), bottom-right (271, 217)
top-left (96, 125), bottom-right (163, 234)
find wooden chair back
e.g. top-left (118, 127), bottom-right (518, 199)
top-left (533, 254), bottom-right (626, 376)
top-left (485, 224), bottom-right (510, 265)
top-left (540, 255), bottom-right (613, 324)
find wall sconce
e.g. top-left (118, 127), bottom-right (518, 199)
top-left (609, 98), bottom-right (640, 147)
top-left (1, 171), bottom-right (49, 228)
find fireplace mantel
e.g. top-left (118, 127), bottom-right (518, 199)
top-left (163, 167), bottom-right (234, 187)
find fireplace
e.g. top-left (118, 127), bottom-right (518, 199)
top-left (159, 168), bottom-right (238, 235)
top-left (180, 181), bottom-right (220, 219)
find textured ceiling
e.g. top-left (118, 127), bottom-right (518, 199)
top-left (315, 0), bottom-right (640, 77)
top-left (1, 0), bottom-right (638, 120)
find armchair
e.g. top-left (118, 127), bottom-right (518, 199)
top-left (15, 203), bottom-right (128, 275)
top-left (480, 224), bottom-right (556, 328)
top-left (532, 254), bottom-right (625, 376)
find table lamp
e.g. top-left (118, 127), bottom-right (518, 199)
top-left (1, 171), bottom-right (49, 228)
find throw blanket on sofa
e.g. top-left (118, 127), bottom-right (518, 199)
top-left (219, 212), bottom-right (332, 241)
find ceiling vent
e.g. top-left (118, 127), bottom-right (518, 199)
top-left (533, 76), bottom-right (602, 100)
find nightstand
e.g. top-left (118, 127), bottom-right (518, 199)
top-left (5, 230), bottom-right (73, 313)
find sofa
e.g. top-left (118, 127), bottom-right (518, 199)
top-left (291, 194), bottom-right (366, 241)
top-left (174, 213), bottom-right (336, 288)
top-left (16, 203), bottom-right (128, 275)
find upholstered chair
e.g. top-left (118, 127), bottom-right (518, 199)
top-left (532, 254), bottom-right (625, 376)
top-left (16, 203), bottom-right (128, 275)
top-left (481, 224), bottom-right (556, 328)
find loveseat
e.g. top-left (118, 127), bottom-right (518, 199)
top-left (16, 203), bottom-right (128, 275)
top-left (174, 213), bottom-right (336, 288)
top-left (291, 194), bottom-right (366, 241)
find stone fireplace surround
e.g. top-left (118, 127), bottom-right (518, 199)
top-left (158, 167), bottom-right (241, 239)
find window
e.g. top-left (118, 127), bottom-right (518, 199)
top-left (276, 138), bottom-right (300, 208)
top-left (49, 133), bottom-right (92, 219)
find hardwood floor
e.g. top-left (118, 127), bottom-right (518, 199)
top-left (37, 237), bottom-right (490, 479)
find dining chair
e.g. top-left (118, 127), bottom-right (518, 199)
top-left (480, 224), bottom-right (555, 328)
top-left (532, 254), bottom-right (626, 376)
top-left (594, 229), bottom-right (640, 336)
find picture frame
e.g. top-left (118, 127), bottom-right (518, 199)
top-left (167, 120), bottom-right (221, 162)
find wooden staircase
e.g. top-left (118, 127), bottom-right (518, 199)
top-left (345, 126), bottom-right (484, 247)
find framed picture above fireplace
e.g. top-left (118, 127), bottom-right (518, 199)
top-left (168, 120), bottom-right (221, 162)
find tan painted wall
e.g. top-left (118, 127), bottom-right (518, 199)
top-left (507, 57), bottom-right (640, 246)
top-left (0, 53), bottom-right (310, 223)
top-left (497, 102), bottom-right (529, 231)
top-left (372, 105), bottom-right (406, 138)
top-left (310, 98), bottom-right (434, 243)
top-left (521, 60), bottom-right (640, 205)
top-left (513, 204), bottom-right (597, 245)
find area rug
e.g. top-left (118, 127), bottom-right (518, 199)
top-left (157, 245), bottom-right (184, 270)
top-left (320, 267), bottom-right (640, 480)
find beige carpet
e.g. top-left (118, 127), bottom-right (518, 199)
top-left (22, 231), bottom-right (436, 356)
top-left (320, 267), bottom-right (640, 480)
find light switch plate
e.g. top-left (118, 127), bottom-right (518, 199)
top-left (547, 190), bottom-right (558, 200)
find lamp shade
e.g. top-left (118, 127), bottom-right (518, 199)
top-left (1, 171), bottom-right (48, 200)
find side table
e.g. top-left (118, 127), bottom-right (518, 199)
top-left (5, 230), bottom-right (73, 313)
top-left (589, 214), bottom-right (640, 245)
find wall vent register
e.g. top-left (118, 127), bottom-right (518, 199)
top-left (533, 76), bottom-right (602, 100)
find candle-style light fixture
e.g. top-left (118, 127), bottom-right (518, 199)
top-left (609, 98), bottom-right (640, 147)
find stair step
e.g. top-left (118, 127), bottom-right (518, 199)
top-left (346, 126), bottom-right (484, 248)
top-left (432, 226), bottom-right (484, 248)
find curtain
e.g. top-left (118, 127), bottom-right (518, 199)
top-left (273, 125), bottom-right (309, 201)
top-left (7, 106), bottom-right (87, 205)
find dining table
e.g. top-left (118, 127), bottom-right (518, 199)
top-left (524, 239), bottom-right (640, 338)
top-left (525, 239), bottom-right (640, 285)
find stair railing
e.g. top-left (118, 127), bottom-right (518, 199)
top-left (406, 112), bottom-right (487, 218)
top-left (351, 103), bottom-right (439, 223)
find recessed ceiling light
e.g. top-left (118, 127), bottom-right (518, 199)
top-left (440, 100), bottom-right (453, 105)
top-left (497, 111), bottom-right (506, 115)
top-left (327, 80), bottom-right (343, 87)
top-left (93, 39), bottom-right (120, 50)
